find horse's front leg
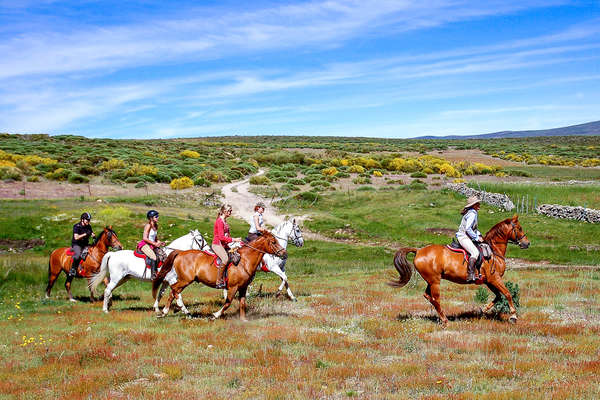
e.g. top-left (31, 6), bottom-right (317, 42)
top-left (272, 268), bottom-right (296, 301)
top-left (175, 293), bottom-right (190, 316)
top-left (488, 278), bottom-right (518, 323)
top-left (482, 283), bottom-right (502, 314)
top-left (87, 278), bottom-right (96, 302)
top-left (212, 286), bottom-right (237, 319)
top-left (238, 286), bottom-right (248, 322)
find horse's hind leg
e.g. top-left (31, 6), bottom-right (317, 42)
top-left (65, 275), bottom-right (76, 302)
top-left (238, 286), bottom-right (248, 322)
top-left (154, 281), bottom-right (169, 314)
top-left (45, 265), bottom-right (60, 299)
top-left (424, 282), bottom-right (448, 326)
top-left (276, 271), bottom-right (296, 301)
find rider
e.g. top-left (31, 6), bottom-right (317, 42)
top-left (456, 196), bottom-right (483, 283)
top-left (246, 201), bottom-right (267, 242)
top-left (140, 210), bottom-right (165, 280)
top-left (213, 204), bottom-right (242, 289)
top-left (70, 212), bottom-right (95, 278)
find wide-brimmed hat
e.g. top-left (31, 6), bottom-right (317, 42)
top-left (463, 196), bottom-right (481, 210)
top-left (255, 201), bottom-right (266, 209)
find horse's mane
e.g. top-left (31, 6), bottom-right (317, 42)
top-left (91, 227), bottom-right (114, 247)
top-left (484, 218), bottom-right (512, 241)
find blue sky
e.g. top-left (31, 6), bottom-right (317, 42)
top-left (1, 0), bottom-right (599, 138)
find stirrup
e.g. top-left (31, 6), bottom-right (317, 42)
top-left (215, 280), bottom-right (226, 289)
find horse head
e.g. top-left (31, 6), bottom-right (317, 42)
top-left (508, 215), bottom-right (529, 249)
top-left (254, 231), bottom-right (287, 259)
top-left (189, 229), bottom-right (208, 251)
top-left (104, 226), bottom-right (123, 250)
top-left (289, 218), bottom-right (304, 247)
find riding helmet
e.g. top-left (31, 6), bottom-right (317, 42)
top-left (80, 212), bottom-right (92, 221)
top-left (147, 210), bottom-right (159, 219)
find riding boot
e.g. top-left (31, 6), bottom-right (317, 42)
top-left (150, 259), bottom-right (158, 280)
top-left (215, 265), bottom-right (226, 289)
top-left (466, 257), bottom-right (477, 283)
top-left (69, 258), bottom-right (80, 278)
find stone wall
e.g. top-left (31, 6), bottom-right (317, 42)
top-left (536, 204), bottom-right (600, 223)
top-left (446, 183), bottom-right (515, 211)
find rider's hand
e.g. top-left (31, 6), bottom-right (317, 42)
top-left (233, 237), bottom-right (242, 242)
top-left (91, 233), bottom-right (96, 238)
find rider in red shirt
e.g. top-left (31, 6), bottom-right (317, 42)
top-left (212, 205), bottom-right (241, 288)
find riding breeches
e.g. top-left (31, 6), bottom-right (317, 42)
top-left (457, 236), bottom-right (479, 260)
top-left (140, 244), bottom-right (157, 260)
top-left (212, 244), bottom-right (228, 267)
top-left (71, 244), bottom-right (83, 260)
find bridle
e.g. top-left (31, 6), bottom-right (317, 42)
top-left (272, 222), bottom-right (303, 247)
top-left (242, 240), bottom-right (287, 259)
top-left (191, 233), bottom-right (207, 250)
top-left (508, 221), bottom-right (527, 247)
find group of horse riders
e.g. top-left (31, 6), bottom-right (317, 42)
top-left (69, 201), bottom-right (269, 288)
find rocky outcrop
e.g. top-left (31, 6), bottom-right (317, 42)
top-left (446, 183), bottom-right (515, 211)
top-left (536, 204), bottom-right (600, 223)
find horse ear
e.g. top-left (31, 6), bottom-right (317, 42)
top-left (292, 218), bottom-right (296, 224)
top-left (512, 214), bottom-right (518, 221)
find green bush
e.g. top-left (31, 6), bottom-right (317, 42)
top-left (0, 166), bottom-right (22, 180)
top-left (298, 191), bottom-right (319, 203)
top-left (409, 180), bottom-right (427, 190)
top-left (288, 178), bottom-right (306, 185)
top-left (125, 176), bottom-right (141, 183)
top-left (352, 176), bottom-right (371, 185)
top-left (249, 175), bottom-right (271, 185)
top-left (494, 281), bottom-right (520, 314)
top-left (45, 168), bottom-right (69, 181)
top-left (280, 183), bottom-right (300, 191)
top-left (410, 171), bottom-right (427, 178)
top-left (508, 170), bottom-right (533, 177)
top-left (27, 175), bottom-right (40, 182)
top-left (68, 173), bottom-right (89, 184)
top-left (474, 287), bottom-right (489, 304)
top-left (135, 181), bottom-right (147, 188)
top-left (193, 176), bottom-right (211, 187)
top-left (357, 186), bottom-right (375, 191)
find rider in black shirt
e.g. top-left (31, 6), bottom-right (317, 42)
top-left (69, 212), bottom-right (95, 278)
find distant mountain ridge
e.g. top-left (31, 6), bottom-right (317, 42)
top-left (416, 120), bottom-right (600, 139)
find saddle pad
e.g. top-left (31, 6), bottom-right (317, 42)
top-left (133, 251), bottom-right (163, 269)
top-left (66, 248), bottom-right (75, 256)
top-left (260, 261), bottom-right (268, 272)
top-left (446, 245), bottom-right (468, 262)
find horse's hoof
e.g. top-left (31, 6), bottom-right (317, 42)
top-left (103, 309), bottom-right (109, 314)
top-left (290, 297), bottom-right (297, 302)
top-left (156, 313), bottom-right (166, 319)
top-left (275, 291), bottom-right (282, 298)
top-left (509, 315), bottom-right (518, 324)
top-left (44, 294), bottom-right (50, 299)
top-left (69, 298), bottom-right (77, 303)
top-left (240, 318), bottom-right (248, 322)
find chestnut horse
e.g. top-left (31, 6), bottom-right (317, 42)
top-left (46, 226), bottom-right (123, 302)
top-left (153, 231), bottom-right (287, 321)
top-left (389, 215), bottom-right (529, 326)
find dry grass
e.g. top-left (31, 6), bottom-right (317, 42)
top-left (1, 268), bottom-right (599, 399)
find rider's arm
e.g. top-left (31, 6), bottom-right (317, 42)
top-left (253, 214), bottom-right (261, 231)
top-left (73, 225), bottom-right (88, 241)
top-left (464, 212), bottom-right (479, 241)
top-left (214, 218), bottom-right (232, 244)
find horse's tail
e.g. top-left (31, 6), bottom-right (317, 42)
top-left (152, 250), bottom-right (179, 299)
top-left (388, 247), bottom-right (417, 288)
top-left (89, 252), bottom-right (111, 294)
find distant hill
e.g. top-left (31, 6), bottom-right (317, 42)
top-left (416, 120), bottom-right (600, 139)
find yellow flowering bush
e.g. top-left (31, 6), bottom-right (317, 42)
top-left (170, 176), bottom-right (194, 190)
top-left (180, 150), bottom-right (200, 159)
top-left (349, 165), bottom-right (365, 173)
top-left (322, 167), bottom-right (338, 176)
top-left (372, 170), bottom-right (383, 177)
top-left (100, 158), bottom-right (126, 171)
top-left (126, 163), bottom-right (158, 177)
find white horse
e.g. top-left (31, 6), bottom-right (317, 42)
top-left (225, 218), bottom-right (304, 301)
top-left (90, 230), bottom-right (210, 313)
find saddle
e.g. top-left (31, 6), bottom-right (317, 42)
top-left (446, 238), bottom-right (492, 270)
top-left (66, 246), bottom-right (89, 260)
top-left (133, 250), bottom-right (164, 269)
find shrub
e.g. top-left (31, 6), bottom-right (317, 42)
top-left (349, 165), bottom-right (365, 174)
top-left (0, 166), bottom-right (21, 180)
top-left (288, 178), bottom-right (306, 185)
top-left (281, 183), bottom-right (300, 191)
top-left (410, 171), bottom-right (427, 178)
top-left (127, 163), bottom-right (158, 177)
top-left (77, 165), bottom-right (100, 176)
top-left (494, 281), bottom-right (520, 314)
top-left (170, 176), bottom-right (194, 190)
top-left (135, 182), bottom-right (146, 188)
top-left (193, 177), bottom-right (211, 187)
top-left (125, 176), bottom-right (141, 183)
top-left (45, 168), bottom-right (69, 181)
top-left (100, 158), bottom-right (126, 171)
top-left (180, 150), bottom-right (200, 159)
top-left (298, 191), bottom-right (319, 203)
top-left (372, 170), bottom-right (383, 177)
top-left (0, 160), bottom-right (16, 168)
top-left (508, 170), bottom-right (532, 177)
top-left (474, 287), bottom-right (489, 303)
top-left (68, 173), bottom-right (89, 183)
top-left (321, 167), bottom-right (338, 176)
top-left (409, 180), bottom-right (427, 190)
top-left (352, 176), bottom-right (371, 185)
top-left (249, 175), bottom-right (270, 185)
top-left (139, 175), bottom-right (156, 183)
top-left (357, 186), bottom-right (375, 191)
top-left (336, 172), bottom-right (350, 178)
top-left (27, 175), bottom-right (39, 182)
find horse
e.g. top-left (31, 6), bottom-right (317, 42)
top-left (46, 226), bottom-right (123, 302)
top-left (153, 230), bottom-right (287, 321)
top-left (224, 218), bottom-right (304, 301)
top-left (89, 230), bottom-right (210, 313)
top-left (389, 215), bottom-right (529, 326)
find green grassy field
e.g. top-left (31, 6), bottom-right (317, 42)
top-left (1, 176), bottom-right (600, 398)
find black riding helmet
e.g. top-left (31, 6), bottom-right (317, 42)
top-left (147, 210), bottom-right (159, 219)
top-left (80, 212), bottom-right (92, 221)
